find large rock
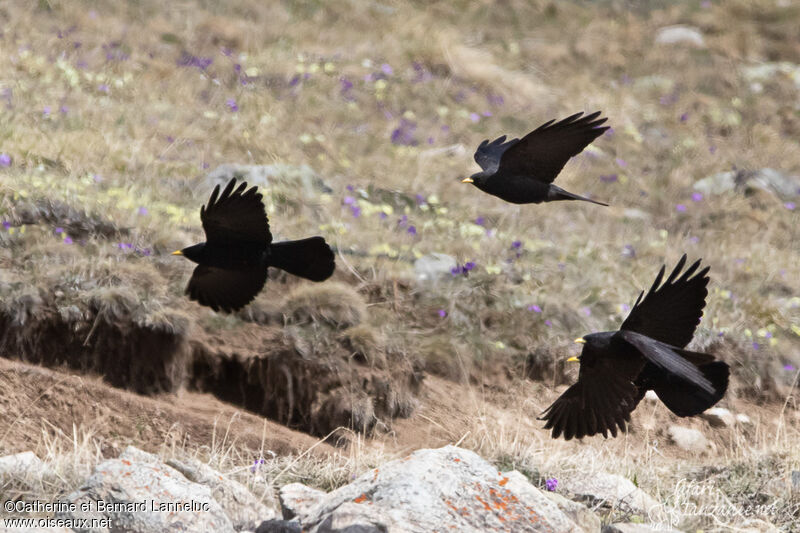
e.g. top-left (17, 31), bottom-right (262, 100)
top-left (279, 483), bottom-right (327, 521)
top-left (57, 447), bottom-right (234, 532)
top-left (694, 168), bottom-right (800, 200)
top-left (560, 471), bottom-right (659, 516)
top-left (204, 164), bottom-right (332, 198)
top-left (542, 489), bottom-right (601, 532)
top-left (667, 425), bottom-right (711, 454)
top-left (288, 445), bottom-right (591, 532)
top-left (700, 407), bottom-right (735, 428)
top-left (413, 253), bottom-right (458, 282)
top-left (603, 523), bottom-right (680, 533)
top-left (0, 451), bottom-right (55, 482)
top-left (167, 456), bottom-right (277, 530)
top-left (655, 25), bottom-right (706, 48)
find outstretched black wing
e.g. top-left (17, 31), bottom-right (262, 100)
top-left (186, 265), bottom-right (267, 313)
top-left (620, 255), bottom-right (710, 348)
top-left (201, 177), bottom-right (271, 247)
top-left (539, 355), bottom-right (644, 440)
top-left (497, 111), bottom-right (608, 182)
top-left (473, 135), bottom-right (519, 174)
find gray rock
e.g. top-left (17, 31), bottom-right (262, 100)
top-left (0, 451), bottom-right (54, 481)
top-left (736, 413), bottom-right (753, 426)
top-left (560, 471), bottom-right (660, 516)
top-left (297, 445), bottom-right (588, 532)
top-left (543, 489), bottom-right (602, 533)
top-left (119, 445), bottom-right (160, 464)
top-left (655, 25), bottom-right (706, 48)
top-left (643, 390), bottom-right (659, 402)
top-left (413, 253), bottom-right (458, 282)
top-left (700, 407), bottom-right (735, 428)
top-left (694, 168), bottom-right (800, 199)
top-left (204, 164), bottom-right (332, 198)
top-left (279, 483), bottom-right (326, 521)
top-left (667, 425), bottom-right (711, 453)
top-left (167, 457), bottom-right (276, 530)
top-left (256, 518), bottom-right (302, 533)
top-left (603, 523), bottom-right (680, 533)
top-left (792, 470), bottom-right (800, 491)
top-left (742, 62), bottom-right (800, 91)
top-left (57, 452), bottom-right (234, 532)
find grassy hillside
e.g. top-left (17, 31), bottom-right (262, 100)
top-left (1, 0), bottom-right (799, 530)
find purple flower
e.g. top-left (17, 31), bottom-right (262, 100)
top-left (60, 105), bottom-right (68, 114)
top-left (250, 458), bottom-right (266, 473)
top-left (0, 153), bottom-right (10, 167)
top-left (511, 240), bottom-right (522, 250)
top-left (55, 227), bottom-right (64, 234)
top-left (438, 309), bottom-right (447, 318)
top-left (784, 364), bottom-right (797, 371)
top-left (605, 127), bottom-right (615, 136)
top-left (615, 158), bottom-right (627, 168)
top-left (469, 113), bottom-right (480, 123)
top-left (398, 215), bottom-right (408, 228)
top-left (390, 119), bottom-right (418, 146)
top-left (709, 145), bottom-right (717, 154)
top-left (474, 216), bottom-right (485, 226)
top-left (463, 262), bottom-right (475, 271)
top-left (581, 307), bottom-right (591, 317)
top-left (487, 93), bottom-right (504, 107)
top-left (691, 192), bottom-right (703, 202)
top-left (528, 304), bottom-right (542, 313)
top-left (226, 98), bottom-right (238, 112)
top-left (622, 303), bottom-right (631, 312)
top-left (599, 174), bottom-right (618, 183)
top-left (343, 196), bottom-right (356, 205)
top-left (415, 194), bottom-right (426, 205)
top-left (689, 236), bottom-right (700, 243)
top-left (381, 63), bottom-right (393, 75)
top-left (350, 206), bottom-right (361, 218)
top-left (378, 212), bottom-right (388, 220)
top-left (680, 113), bottom-right (689, 122)
top-left (98, 84), bottom-right (109, 93)
top-left (482, 111), bottom-right (493, 117)
top-left (43, 106), bottom-right (51, 117)
top-left (785, 202), bottom-right (796, 210)
top-left (137, 207), bottom-right (148, 216)
top-left (752, 342), bottom-right (760, 350)
top-left (676, 204), bottom-right (687, 212)
top-left (407, 225), bottom-right (417, 235)
top-left (450, 266), bottom-right (462, 276)
top-left (63, 236), bottom-right (73, 244)
top-left (2, 221), bottom-right (11, 230)
top-left (177, 52), bottom-right (213, 70)
top-left (544, 319), bottom-right (553, 327)
top-left (545, 478), bottom-right (558, 491)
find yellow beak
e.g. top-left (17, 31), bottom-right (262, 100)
top-left (574, 337), bottom-right (586, 344)
top-left (171, 250), bottom-right (183, 256)
top-left (461, 177), bottom-right (473, 184)
top-left (566, 356), bottom-right (580, 363)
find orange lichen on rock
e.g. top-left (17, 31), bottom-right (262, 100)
top-left (353, 493), bottom-right (369, 504)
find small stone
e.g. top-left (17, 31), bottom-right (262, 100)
top-left (735, 413), bottom-right (753, 426)
top-left (644, 390), bottom-right (659, 402)
top-left (668, 425), bottom-right (711, 453)
top-left (413, 253), bottom-right (458, 282)
top-left (655, 25), bottom-right (706, 48)
top-left (700, 407), bottom-right (735, 427)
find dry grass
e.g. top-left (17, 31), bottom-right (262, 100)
top-left (1, 0), bottom-right (799, 530)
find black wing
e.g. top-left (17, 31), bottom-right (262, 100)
top-left (473, 135), bottom-right (519, 174)
top-left (539, 355), bottom-right (643, 440)
top-left (618, 330), bottom-right (715, 395)
top-left (497, 111), bottom-right (609, 182)
top-left (186, 265), bottom-right (267, 313)
top-left (620, 255), bottom-right (710, 348)
top-left (201, 178), bottom-right (271, 247)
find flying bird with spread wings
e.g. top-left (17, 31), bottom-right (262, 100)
top-left (172, 177), bottom-right (335, 313)
top-left (539, 255), bottom-right (729, 440)
top-left (462, 111), bottom-right (609, 206)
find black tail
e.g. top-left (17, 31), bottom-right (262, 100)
top-left (654, 361), bottom-right (729, 417)
top-left (269, 237), bottom-right (335, 282)
top-left (547, 185), bottom-right (608, 206)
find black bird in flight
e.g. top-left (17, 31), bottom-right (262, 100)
top-left (462, 111), bottom-right (609, 206)
top-left (172, 177), bottom-right (335, 313)
top-left (539, 255), bottom-right (729, 440)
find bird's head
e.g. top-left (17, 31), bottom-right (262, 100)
top-left (568, 332), bottom-right (615, 363)
top-left (461, 171), bottom-right (488, 188)
top-left (171, 243), bottom-right (204, 264)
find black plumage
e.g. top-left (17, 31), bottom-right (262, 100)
top-left (539, 255), bottom-right (729, 440)
top-left (172, 178), bottom-right (335, 313)
top-left (463, 111), bottom-right (609, 206)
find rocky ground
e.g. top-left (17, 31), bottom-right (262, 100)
top-left (1, 0), bottom-right (800, 531)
